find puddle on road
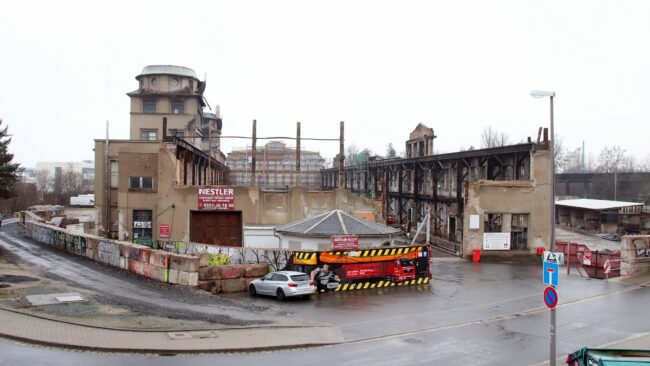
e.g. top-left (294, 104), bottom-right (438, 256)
top-left (0, 275), bottom-right (38, 283)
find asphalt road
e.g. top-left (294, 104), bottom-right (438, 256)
top-left (1, 222), bottom-right (649, 365)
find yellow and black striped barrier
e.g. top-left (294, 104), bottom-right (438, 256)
top-left (317, 277), bottom-right (430, 292)
top-left (292, 252), bottom-right (318, 265)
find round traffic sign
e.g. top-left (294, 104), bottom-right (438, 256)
top-left (543, 286), bottom-right (558, 309)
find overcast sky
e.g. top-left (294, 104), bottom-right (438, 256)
top-left (1, 0), bottom-right (649, 168)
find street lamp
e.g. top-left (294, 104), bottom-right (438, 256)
top-left (531, 89), bottom-right (556, 366)
top-left (530, 90), bottom-right (556, 252)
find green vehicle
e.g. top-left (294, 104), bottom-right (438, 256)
top-left (567, 348), bottom-right (650, 366)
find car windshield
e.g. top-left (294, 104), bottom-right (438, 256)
top-left (291, 274), bottom-right (310, 282)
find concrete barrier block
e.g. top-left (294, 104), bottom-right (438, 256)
top-left (85, 248), bottom-right (96, 260)
top-left (177, 271), bottom-right (199, 286)
top-left (98, 251), bottom-right (120, 267)
top-left (221, 265), bottom-right (245, 279)
top-left (119, 256), bottom-right (126, 269)
top-left (99, 241), bottom-right (120, 255)
top-left (128, 259), bottom-right (144, 275)
top-left (149, 252), bottom-right (167, 267)
top-left (221, 278), bottom-right (247, 293)
top-left (143, 263), bottom-right (156, 279)
top-left (199, 266), bottom-right (221, 280)
top-left (199, 253), bottom-right (211, 267)
top-left (169, 269), bottom-right (179, 284)
top-left (139, 248), bottom-right (151, 264)
top-left (153, 267), bottom-right (167, 282)
top-left (210, 281), bottom-right (222, 294)
top-left (170, 255), bottom-right (199, 272)
top-left (244, 263), bottom-right (268, 278)
top-left (129, 247), bottom-right (140, 261)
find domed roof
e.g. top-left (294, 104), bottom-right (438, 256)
top-left (137, 65), bottom-right (198, 80)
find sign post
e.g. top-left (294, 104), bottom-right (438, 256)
top-left (543, 251), bottom-right (559, 366)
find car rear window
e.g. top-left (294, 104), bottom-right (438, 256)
top-left (291, 274), bottom-right (310, 282)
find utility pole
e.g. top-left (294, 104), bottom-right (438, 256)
top-left (338, 121), bottom-right (344, 188)
top-left (251, 120), bottom-right (257, 186)
top-left (296, 122), bottom-right (301, 187)
top-left (104, 120), bottom-right (110, 238)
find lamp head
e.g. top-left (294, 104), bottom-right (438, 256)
top-left (530, 90), bottom-right (555, 98)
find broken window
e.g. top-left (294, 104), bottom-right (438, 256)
top-left (510, 214), bottom-right (529, 250)
top-left (484, 214), bottom-right (503, 233)
top-left (129, 176), bottom-right (154, 190)
top-left (143, 99), bottom-right (156, 113)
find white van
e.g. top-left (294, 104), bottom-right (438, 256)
top-left (70, 194), bottom-right (95, 207)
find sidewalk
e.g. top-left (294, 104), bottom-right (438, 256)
top-left (0, 307), bottom-right (343, 353)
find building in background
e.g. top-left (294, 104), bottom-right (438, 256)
top-left (226, 141), bottom-right (325, 191)
top-left (35, 161), bottom-right (95, 192)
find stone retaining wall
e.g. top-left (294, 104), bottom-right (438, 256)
top-left (23, 217), bottom-right (199, 286)
top-left (197, 262), bottom-right (269, 294)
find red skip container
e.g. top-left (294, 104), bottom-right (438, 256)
top-left (472, 248), bottom-right (481, 262)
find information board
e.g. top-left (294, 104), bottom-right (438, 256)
top-left (483, 232), bottom-right (511, 250)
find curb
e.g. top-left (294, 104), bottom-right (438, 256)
top-left (0, 308), bottom-right (344, 353)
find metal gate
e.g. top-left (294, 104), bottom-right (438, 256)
top-left (190, 210), bottom-right (243, 247)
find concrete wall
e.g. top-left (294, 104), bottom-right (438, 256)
top-left (620, 235), bottom-right (650, 276)
top-left (462, 149), bottom-right (552, 260)
top-left (23, 215), bottom-right (199, 286)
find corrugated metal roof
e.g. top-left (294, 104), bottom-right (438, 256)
top-left (555, 198), bottom-right (643, 210)
top-left (276, 210), bottom-right (401, 236)
top-left (138, 65), bottom-right (198, 79)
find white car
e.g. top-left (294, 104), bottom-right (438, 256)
top-left (248, 271), bottom-right (315, 300)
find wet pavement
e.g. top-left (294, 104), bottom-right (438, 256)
top-left (1, 222), bottom-right (649, 365)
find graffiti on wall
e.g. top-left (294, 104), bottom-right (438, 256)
top-left (632, 238), bottom-right (650, 257)
top-left (53, 231), bottom-right (87, 256)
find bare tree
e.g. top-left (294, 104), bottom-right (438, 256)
top-left (553, 136), bottom-right (568, 173)
top-left (60, 164), bottom-right (83, 204)
top-left (35, 169), bottom-right (52, 203)
top-left (386, 143), bottom-right (396, 158)
top-left (480, 126), bottom-right (509, 148)
top-left (595, 146), bottom-right (628, 173)
top-left (640, 154), bottom-right (650, 172)
top-left (345, 144), bottom-right (360, 166)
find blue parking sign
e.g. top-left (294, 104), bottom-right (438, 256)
top-left (543, 261), bottom-right (559, 286)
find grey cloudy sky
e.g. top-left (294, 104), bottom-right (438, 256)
top-left (1, 0), bottom-right (649, 167)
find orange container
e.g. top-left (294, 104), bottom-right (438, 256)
top-left (472, 248), bottom-right (481, 262)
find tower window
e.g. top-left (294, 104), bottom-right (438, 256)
top-left (143, 99), bottom-right (156, 113)
top-left (171, 78), bottom-right (179, 87)
top-left (171, 100), bottom-right (184, 114)
top-left (151, 77), bottom-right (159, 87)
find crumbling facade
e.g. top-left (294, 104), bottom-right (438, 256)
top-left (322, 124), bottom-right (553, 260)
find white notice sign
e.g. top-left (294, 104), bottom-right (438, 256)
top-left (483, 232), bottom-right (511, 250)
top-left (469, 215), bottom-right (480, 229)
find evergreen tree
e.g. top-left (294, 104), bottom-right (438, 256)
top-left (0, 119), bottom-right (22, 199)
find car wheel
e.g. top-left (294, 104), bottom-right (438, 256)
top-left (249, 284), bottom-right (257, 296)
top-left (276, 288), bottom-right (286, 301)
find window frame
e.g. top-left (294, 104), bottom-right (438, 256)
top-left (109, 160), bottom-right (119, 188)
top-left (129, 176), bottom-right (154, 190)
top-left (140, 129), bottom-right (158, 141)
top-left (171, 100), bottom-right (184, 114)
top-left (143, 99), bottom-right (156, 113)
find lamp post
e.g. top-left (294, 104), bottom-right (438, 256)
top-left (531, 89), bottom-right (556, 366)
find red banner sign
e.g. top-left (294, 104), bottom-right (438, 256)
top-left (332, 235), bottom-right (359, 250)
top-left (159, 224), bottom-right (170, 238)
top-left (198, 187), bottom-right (235, 210)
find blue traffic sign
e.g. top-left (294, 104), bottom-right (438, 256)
top-left (543, 261), bottom-right (559, 286)
top-left (543, 286), bottom-right (558, 309)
